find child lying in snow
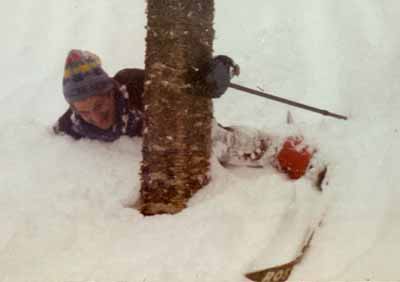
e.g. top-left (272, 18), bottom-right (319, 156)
top-left (54, 50), bottom-right (327, 189)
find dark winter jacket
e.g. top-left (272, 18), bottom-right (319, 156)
top-left (54, 67), bottom-right (272, 161)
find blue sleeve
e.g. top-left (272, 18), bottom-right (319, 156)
top-left (53, 108), bottom-right (83, 140)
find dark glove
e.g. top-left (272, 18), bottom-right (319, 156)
top-left (203, 55), bottom-right (240, 98)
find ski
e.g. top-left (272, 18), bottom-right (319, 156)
top-left (244, 221), bottom-right (320, 282)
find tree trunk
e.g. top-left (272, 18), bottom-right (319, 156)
top-left (138, 0), bottom-right (215, 215)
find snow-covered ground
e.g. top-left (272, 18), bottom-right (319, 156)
top-left (1, 0), bottom-right (399, 281)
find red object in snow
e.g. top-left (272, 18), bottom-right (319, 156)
top-left (277, 137), bottom-right (313, 179)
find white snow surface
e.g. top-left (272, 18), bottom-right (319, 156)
top-left (1, 0), bottom-right (400, 281)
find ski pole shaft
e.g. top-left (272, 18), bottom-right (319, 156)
top-left (229, 83), bottom-right (348, 120)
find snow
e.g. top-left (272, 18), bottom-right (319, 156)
top-left (1, 0), bottom-right (399, 281)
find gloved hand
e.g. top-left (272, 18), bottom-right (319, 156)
top-left (203, 55), bottom-right (240, 98)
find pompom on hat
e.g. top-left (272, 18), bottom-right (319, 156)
top-left (63, 49), bottom-right (114, 103)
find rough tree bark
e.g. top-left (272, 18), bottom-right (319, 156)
top-left (138, 0), bottom-right (215, 215)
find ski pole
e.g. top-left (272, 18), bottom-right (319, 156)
top-left (228, 82), bottom-right (348, 120)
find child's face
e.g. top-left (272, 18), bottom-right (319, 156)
top-left (72, 89), bottom-right (116, 130)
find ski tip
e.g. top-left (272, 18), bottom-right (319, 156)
top-left (286, 111), bottom-right (294, 124)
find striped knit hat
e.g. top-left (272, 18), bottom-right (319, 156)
top-left (63, 49), bottom-right (114, 103)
